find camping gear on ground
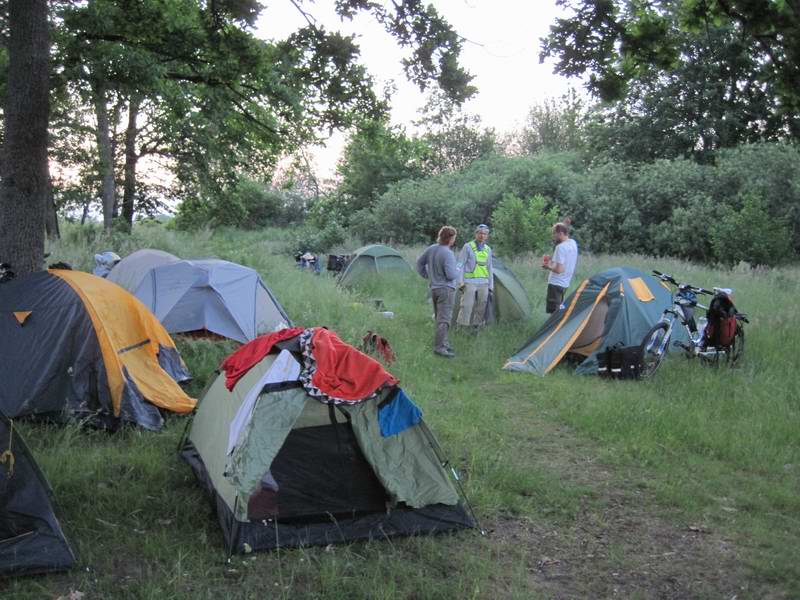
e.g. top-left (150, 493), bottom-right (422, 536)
top-left (0, 411), bottom-right (76, 575)
top-left (504, 266), bottom-right (685, 376)
top-left (597, 343), bottom-right (644, 379)
top-left (92, 251), bottom-right (121, 278)
top-left (360, 330), bottom-right (397, 364)
top-left (0, 269), bottom-right (195, 430)
top-left (453, 257), bottom-right (531, 325)
top-left (295, 252), bottom-right (321, 274)
top-left (327, 254), bottom-right (349, 273)
top-left (106, 248), bottom-right (180, 292)
top-left (131, 259), bottom-right (291, 343)
top-left (181, 327), bottom-right (474, 553)
top-left (338, 244), bottom-right (413, 287)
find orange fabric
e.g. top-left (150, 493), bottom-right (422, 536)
top-left (221, 327), bottom-right (305, 390)
top-left (545, 283), bottom-right (611, 374)
top-left (310, 328), bottom-right (398, 401)
top-left (13, 311), bottom-right (31, 325)
top-left (628, 277), bottom-right (655, 302)
top-left (51, 270), bottom-right (195, 415)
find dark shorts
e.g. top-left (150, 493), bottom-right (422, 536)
top-left (546, 284), bottom-right (567, 313)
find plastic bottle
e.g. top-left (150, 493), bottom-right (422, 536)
top-left (379, 311), bottom-right (395, 319)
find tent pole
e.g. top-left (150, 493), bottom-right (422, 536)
top-left (419, 422), bottom-right (484, 535)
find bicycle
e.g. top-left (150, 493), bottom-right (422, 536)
top-left (640, 270), bottom-right (748, 377)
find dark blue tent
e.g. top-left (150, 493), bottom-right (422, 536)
top-left (1, 412), bottom-right (75, 575)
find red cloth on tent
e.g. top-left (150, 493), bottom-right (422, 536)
top-left (309, 328), bottom-right (398, 401)
top-left (221, 327), bottom-right (305, 390)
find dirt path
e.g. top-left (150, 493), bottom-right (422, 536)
top-left (481, 420), bottom-right (750, 599)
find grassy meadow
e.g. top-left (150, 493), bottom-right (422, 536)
top-left (2, 224), bottom-right (799, 599)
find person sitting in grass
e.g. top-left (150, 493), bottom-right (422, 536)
top-left (456, 224), bottom-right (494, 331)
top-left (542, 222), bottom-right (578, 313)
top-left (416, 226), bottom-right (460, 358)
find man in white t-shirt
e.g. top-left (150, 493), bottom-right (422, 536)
top-left (542, 222), bottom-right (578, 313)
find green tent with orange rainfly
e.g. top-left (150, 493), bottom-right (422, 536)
top-left (504, 266), bottom-right (688, 376)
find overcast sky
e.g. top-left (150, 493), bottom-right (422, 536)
top-left (256, 1), bottom-right (574, 177)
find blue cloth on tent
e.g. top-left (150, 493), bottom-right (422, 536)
top-left (379, 389), bottom-right (422, 437)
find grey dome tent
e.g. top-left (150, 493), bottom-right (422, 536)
top-left (338, 244), bottom-right (412, 287)
top-left (453, 257), bottom-right (531, 324)
top-left (504, 266), bottom-right (687, 375)
top-left (1, 412), bottom-right (76, 575)
top-left (180, 331), bottom-right (473, 553)
top-left (107, 248), bottom-right (180, 293)
top-left (133, 259), bottom-right (291, 343)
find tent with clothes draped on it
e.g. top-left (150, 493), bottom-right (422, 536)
top-left (504, 266), bottom-right (687, 376)
top-left (131, 259), bottom-right (291, 343)
top-left (0, 269), bottom-right (195, 430)
top-left (181, 327), bottom-right (474, 553)
top-left (337, 244), bottom-right (413, 287)
top-left (0, 411), bottom-right (76, 576)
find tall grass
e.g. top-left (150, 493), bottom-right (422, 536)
top-left (3, 224), bottom-right (798, 598)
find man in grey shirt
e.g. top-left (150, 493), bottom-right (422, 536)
top-left (416, 226), bottom-right (460, 358)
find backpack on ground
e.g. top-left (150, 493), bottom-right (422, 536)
top-left (704, 293), bottom-right (738, 348)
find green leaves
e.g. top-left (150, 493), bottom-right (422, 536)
top-left (541, 0), bottom-right (800, 148)
top-left (491, 194), bottom-right (560, 258)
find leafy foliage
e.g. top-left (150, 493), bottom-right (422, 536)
top-left (491, 194), bottom-right (560, 258)
top-left (711, 194), bottom-right (793, 267)
top-left (335, 118), bottom-right (429, 216)
top-left (541, 0), bottom-right (800, 159)
top-left (353, 143), bottom-right (799, 266)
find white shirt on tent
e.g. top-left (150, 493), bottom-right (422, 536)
top-left (226, 350), bottom-right (301, 455)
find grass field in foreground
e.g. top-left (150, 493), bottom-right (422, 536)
top-left (2, 225), bottom-right (798, 599)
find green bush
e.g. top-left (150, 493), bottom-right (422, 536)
top-left (711, 193), bottom-right (793, 266)
top-left (491, 193), bottom-right (559, 258)
top-left (291, 221), bottom-right (347, 254)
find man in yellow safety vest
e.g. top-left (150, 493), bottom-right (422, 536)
top-left (456, 224), bottom-right (493, 329)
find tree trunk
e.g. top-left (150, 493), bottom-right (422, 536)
top-left (93, 80), bottom-right (116, 232)
top-left (0, 0), bottom-right (50, 276)
top-left (45, 177), bottom-right (60, 240)
top-left (121, 95), bottom-right (141, 231)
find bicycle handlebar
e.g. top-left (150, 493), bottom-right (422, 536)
top-left (652, 270), bottom-right (712, 295)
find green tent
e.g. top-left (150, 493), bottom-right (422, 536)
top-left (504, 266), bottom-right (687, 375)
top-left (181, 337), bottom-right (473, 553)
top-left (338, 244), bottom-right (412, 287)
top-left (453, 257), bottom-right (531, 325)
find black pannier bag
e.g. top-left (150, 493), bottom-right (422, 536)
top-left (597, 343), bottom-right (644, 379)
top-left (327, 254), bottom-right (349, 273)
top-left (704, 293), bottom-right (738, 349)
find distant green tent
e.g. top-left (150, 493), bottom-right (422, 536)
top-left (338, 244), bottom-right (412, 287)
top-left (454, 257), bottom-right (531, 324)
top-left (504, 266), bottom-right (687, 375)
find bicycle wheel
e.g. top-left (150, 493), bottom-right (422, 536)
top-left (640, 322), bottom-right (669, 378)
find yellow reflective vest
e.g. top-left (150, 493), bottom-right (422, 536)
top-left (464, 241), bottom-right (490, 280)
